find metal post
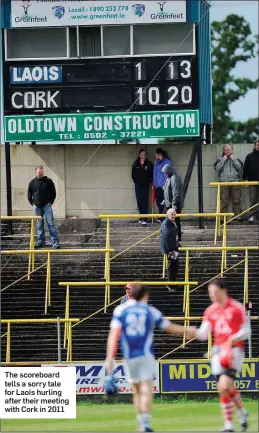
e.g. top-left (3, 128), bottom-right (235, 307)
top-left (214, 186), bottom-right (221, 245)
top-left (48, 252), bottom-right (51, 306)
top-left (5, 142), bottom-right (13, 235)
top-left (6, 322), bottom-right (11, 363)
top-left (104, 218), bottom-right (110, 313)
top-left (183, 250), bottom-right (189, 313)
top-left (64, 285), bottom-right (70, 349)
top-left (31, 219), bottom-right (35, 271)
top-left (243, 249), bottom-right (249, 305)
top-left (57, 316), bottom-right (61, 363)
top-left (197, 138), bottom-right (204, 229)
top-left (248, 311), bottom-right (252, 359)
top-left (45, 254), bottom-right (50, 314)
top-left (182, 142), bottom-right (198, 202)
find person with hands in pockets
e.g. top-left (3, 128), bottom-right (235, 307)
top-left (27, 165), bottom-right (60, 249)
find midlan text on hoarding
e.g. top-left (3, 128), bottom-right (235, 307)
top-left (5, 110), bottom-right (200, 142)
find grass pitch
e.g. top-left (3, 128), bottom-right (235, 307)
top-left (2, 401), bottom-right (258, 432)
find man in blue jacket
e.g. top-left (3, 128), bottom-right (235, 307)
top-left (153, 148), bottom-right (172, 222)
top-left (161, 209), bottom-right (179, 292)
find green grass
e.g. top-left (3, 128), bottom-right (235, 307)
top-left (2, 401), bottom-right (258, 432)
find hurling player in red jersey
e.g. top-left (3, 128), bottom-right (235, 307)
top-left (190, 278), bottom-right (250, 432)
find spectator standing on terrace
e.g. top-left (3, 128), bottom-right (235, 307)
top-left (243, 139), bottom-right (259, 223)
top-left (120, 283), bottom-right (134, 304)
top-left (27, 166), bottom-right (60, 249)
top-left (153, 148), bottom-right (172, 223)
top-left (161, 209), bottom-right (179, 292)
top-left (162, 164), bottom-right (184, 242)
top-left (214, 144), bottom-right (243, 218)
top-left (132, 149), bottom-right (153, 226)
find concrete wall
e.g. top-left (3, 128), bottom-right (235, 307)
top-left (1, 143), bottom-right (253, 218)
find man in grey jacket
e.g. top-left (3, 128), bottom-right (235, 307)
top-left (162, 164), bottom-right (183, 241)
top-left (214, 144), bottom-right (243, 216)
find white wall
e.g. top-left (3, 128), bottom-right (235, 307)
top-left (0, 143), bottom-right (253, 218)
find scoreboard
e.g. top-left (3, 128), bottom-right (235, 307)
top-left (4, 56), bottom-right (198, 114)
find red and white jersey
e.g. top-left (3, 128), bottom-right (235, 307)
top-left (202, 297), bottom-right (248, 348)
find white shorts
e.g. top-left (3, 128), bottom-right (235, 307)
top-left (124, 355), bottom-right (155, 384)
top-left (211, 346), bottom-right (244, 376)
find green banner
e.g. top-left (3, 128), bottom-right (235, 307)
top-left (4, 110), bottom-right (200, 142)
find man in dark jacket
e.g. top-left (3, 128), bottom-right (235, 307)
top-left (27, 166), bottom-right (60, 248)
top-left (132, 149), bottom-right (153, 225)
top-left (162, 164), bottom-right (183, 242)
top-left (161, 209), bottom-right (179, 292)
top-left (243, 140), bottom-right (259, 223)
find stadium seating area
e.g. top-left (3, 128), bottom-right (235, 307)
top-left (1, 217), bottom-right (258, 364)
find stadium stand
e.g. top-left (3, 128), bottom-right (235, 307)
top-left (1, 217), bottom-right (258, 364)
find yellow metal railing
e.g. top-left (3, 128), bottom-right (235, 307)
top-left (179, 247), bottom-right (259, 333)
top-left (100, 213), bottom-right (233, 281)
top-left (1, 318), bottom-right (79, 363)
top-left (1, 216), bottom-right (41, 279)
top-left (210, 181), bottom-right (259, 244)
top-left (159, 315), bottom-right (259, 361)
top-left (1, 249), bottom-right (114, 314)
top-left (59, 280), bottom-right (198, 344)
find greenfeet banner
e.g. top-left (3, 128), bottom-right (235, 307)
top-left (4, 110), bottom-right (200, 142)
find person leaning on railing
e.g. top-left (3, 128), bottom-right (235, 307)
top-left (214, 144), bottom-right (243, 219)
top-left (243, 139), bottom-right (259, 224)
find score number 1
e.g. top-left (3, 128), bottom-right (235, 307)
top-left (135, 60), bottom-right (192, 81)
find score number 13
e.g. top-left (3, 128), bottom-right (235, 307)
top-left (135, 60), bottom-right (192, 80)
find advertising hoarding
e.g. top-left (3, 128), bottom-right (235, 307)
top-left (160, 360), bottom-right (259, 393)
top-left (11, 1), bottom-right (186, 28)
top-left (5, 110), bottom-right (200, 142)
top-left (43, 362), bottom-right (160, 394)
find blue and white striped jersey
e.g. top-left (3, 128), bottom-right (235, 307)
top-left (110, 300), bottom-right (170, 359)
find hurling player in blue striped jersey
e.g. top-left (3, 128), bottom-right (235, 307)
top-left (105, 284), bottom-right (193, 432)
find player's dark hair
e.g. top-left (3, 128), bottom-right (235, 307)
top-left (138, 149), bottom-right (146, 156)
top-left (209, 277), bottom-right (227, 290)
top-left (131, 284), bottom-right (150, 301)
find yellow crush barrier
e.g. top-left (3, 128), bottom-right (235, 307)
top-left (59, 280), bottom-right (198, 346)
top-left (159, 316), bottom-right (259, 361)
top-left (1, 318), bottom-right (80, 363)
top-left (178, 247), bottom-right (259, 330)
top-left (210, 181), bottom-right (259, 243)
top-left (100, 213), bottom-right (234, 285)
top-left (1, 249), bottom-right (114, 314)
top-left (1, 216), bottom-right (41, 279)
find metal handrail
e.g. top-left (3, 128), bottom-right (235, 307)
top-left (1, 318), bottom-right (80, 363)
top-left (1, 216), bottom-right (41, 220)
top-left (1, 216), bottom-right (41, 279)
top-left (100, 213), bottom-right (234, 297)
top-left (210, 181), bottom-right (259, 244)
top-left (224, 202), bottom-right (259, 226)
top-left (159, 316), bottom-right (259, 360)
top-left (178, 246), bottom-right (259, 344)
top-left (1, 249), bottom-right (114, 314)
top-left (210, 182), bottom-right (259, 187)
top-left (59, 280), bottom-right (198, 346)
top-left (1, 262), bottom-right (47, 292)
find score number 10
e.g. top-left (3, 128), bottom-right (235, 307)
top-left (135, 60), bottom-right (192, 106)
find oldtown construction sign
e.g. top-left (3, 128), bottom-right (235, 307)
top-left (4, 110), bottom-right (200, 142)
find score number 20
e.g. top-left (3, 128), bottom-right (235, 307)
top-left (135, 60), bottom-right (192, 106)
